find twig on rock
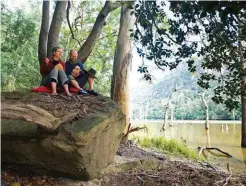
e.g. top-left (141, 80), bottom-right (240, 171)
top-left (138, 173), bottom-right (160, 178)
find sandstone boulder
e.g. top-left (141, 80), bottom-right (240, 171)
top-left (1, 92), bottom-right (125, 180)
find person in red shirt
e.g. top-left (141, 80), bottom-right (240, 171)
top-left (40, 47), bottom-right (72, 96)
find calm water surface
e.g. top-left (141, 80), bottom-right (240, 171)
top-left (131, 120), bottom-right (246, 173)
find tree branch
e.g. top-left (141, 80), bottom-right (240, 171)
top-left (47, 1), bottom-right (67, 57)
top-left (66, 1), bottom-right (82, 47)
top-left (145, 3), bottom-right (178, 44)
top-left (78, 1), bottom-right (129, 63)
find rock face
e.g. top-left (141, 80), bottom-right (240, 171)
top-left (1, 92), bottom-right (125, 180)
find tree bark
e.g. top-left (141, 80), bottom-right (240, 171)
top-left (47, 1), bottom-right (67, 57)
top-left (38, 1), bottom-right (50, 65)
top-left (239, 15), bottom-right (246, 147)
top-left (241, 95), bottom-right (246, 147)
top-left (111, 3), bottom-right (134, 133)
top-left (77, 1), bottom-right (128, 63)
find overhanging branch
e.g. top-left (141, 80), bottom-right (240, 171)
top-left (67, 1), bottom-right (82, 47)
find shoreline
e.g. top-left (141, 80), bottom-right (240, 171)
top-left (131, 120), bottom-right (242, 124)
top-left (2, 142), bottom-right (246, 186)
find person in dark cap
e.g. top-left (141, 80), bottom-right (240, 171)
top-left (40, 47), bottom-right (72, 96)
top-left (65, 50), bottom-right (98, 96)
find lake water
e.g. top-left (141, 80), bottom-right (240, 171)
top-left (130, 120), bottom-right (246, 173)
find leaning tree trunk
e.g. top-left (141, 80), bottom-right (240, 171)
top-left (77, 1), bottom-right (127, 63)
top-left (38, 1), bottom-right (50, 65)
top-left (111, 3), bottom-right (134, 133)
top-left (47, 1), bottom-right (67, 57)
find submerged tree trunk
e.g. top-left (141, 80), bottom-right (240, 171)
top-left (170, 104), bottom-right (174, 126)
top-left (200, 92), bottom-right (209, 130)
top-left (47, 1), bottom-right (67, 57)
top-left (162, 85), bottom-right (180, 130)
top-left (38, 1), bottom-right (50, 65)
top-left (111, 3), bottom-right (134, 133)
top-left (163, 105), bottom-right (169, 130)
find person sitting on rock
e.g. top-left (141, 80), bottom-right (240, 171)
top-left (65, 50), bottom-right (98, 96)
top-left (40, 47), bottom-right (72, 96)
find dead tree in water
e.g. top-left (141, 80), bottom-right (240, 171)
top-left (198, 91), bottom-right (209, 129)
top-left (162, 85), bottom-right (181, 130)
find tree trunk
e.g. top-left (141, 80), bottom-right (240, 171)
top-left (111, 3), bottom-right (134, 133)
top-left (77, 1), bottom-right (127, 63)
top-left (144, 101), bottom-right (149, 122)
top-left (163, 106), bottom-right (169, 130)
top-left (162, 86), bottom-right (180, 130)
top-left (241, 95), bottom-right (246, 147)
top-left (38, 1), bottom-right (50, 65)
top-left (170, 104), bottom-right (174, 126)
top-left (200, 92), bottom-right (209, 130)
top-left (239, 16), bottom-right (246, 147)
top-left (47, 1), bottom-right (67, 57)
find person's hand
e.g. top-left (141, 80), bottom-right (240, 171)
top-left (55, 63), bottom-right (64, 70)
top-left (44, 58), bottom-right (49, 65)
top-left (73, 73), bottom-right (80, 78)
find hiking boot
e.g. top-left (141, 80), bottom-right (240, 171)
top-left (87, 90), bottom-right (98, 96)
top-left (78, 89), bottom-right (89, 95)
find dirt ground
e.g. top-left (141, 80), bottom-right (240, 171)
top-left (1, 91), bottom-right (110, 119)
top-left (2, 142), bottom-right (246, 186)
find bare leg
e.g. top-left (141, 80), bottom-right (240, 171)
top-left (88, 76), bottom-right (95, 91)
top-left (71, 79), bottom-right (83, 90)
top-left (63, 83), bottom-right (72, 96)
top-left (51, 82), bottom-right (57, 95)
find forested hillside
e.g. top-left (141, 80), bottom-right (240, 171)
top-left (131, 62), bottom-right (241, 120)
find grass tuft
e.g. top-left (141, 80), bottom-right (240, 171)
top-left (138, 137), bottom-right (199, 159)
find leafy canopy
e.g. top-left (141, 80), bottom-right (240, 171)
top-left (132, 1), bottom-right (246, 110)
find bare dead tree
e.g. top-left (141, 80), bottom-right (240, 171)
top-left (162, 85), bottom-right (181, 130)
top-left (198, 91), bottom-right (209, 129)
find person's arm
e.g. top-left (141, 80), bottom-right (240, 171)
top-left (40, 58), bottom-right (54, 75)
top-left (78, 63), bottom-right (85, 77)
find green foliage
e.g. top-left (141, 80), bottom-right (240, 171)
top-left (131, 63), bottom-right (241, 120)
top-left (132, 1), bottom-right (246, 111)
top-left (1, 1), bottom-right (120, 95)
top-left (1, 6), bottom-right (41, 91)
top-left (138, 137), bottom-right (199, 159)
top-left (59, 1), bottom-right (120, 96)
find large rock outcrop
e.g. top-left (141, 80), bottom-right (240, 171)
top-left (1, 92), bottom-right (125, 180)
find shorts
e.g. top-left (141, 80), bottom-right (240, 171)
top-left (68, 75), bottom-right (88, 87)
